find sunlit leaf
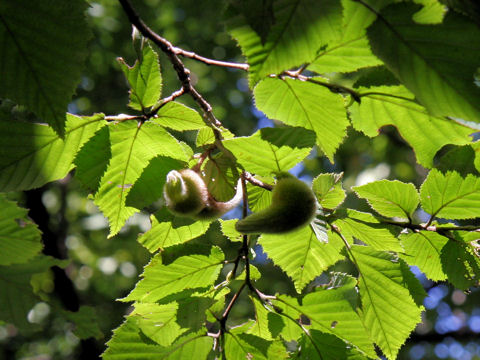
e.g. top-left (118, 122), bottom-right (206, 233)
top-left (0, 0), bottom-right (91, 135)
top-left (0, 113), bottom-right (105, 191)
top-left (123, 247), bottom-right (224, 303)
top-left (118, 44), bottom-right (162, 111)
top-left (254, 78), bottom-right (349, 161)
top-left (400, 231), bottom-right (448, 281)
top-left (223, 126), bottom-right (314, 176)
top-left (138, 208), bottom-right (213, 253)
top-left (351, 245), bottom-right (423, 359)
top-left (259, 227), bottom-right (344, 292)
top-left (367, 3), bottom-right (480, 123)
top-left (153, 102), bottom-right (205, 131)
top-left (350, 86), bottom-right (473, 167)
top-left (312, 173), bottom-right (346, 210)
top-left (420, 169), bottom-right (480, 219)
top-left (133, 302), bottom-right (186, 346)
top-left (94, 121), bottom-right (190, 237)
top-left (103, 318), bottom-right (213, 360)
top-left (333, 210), bottom-right (403, 252)
top-left (353, 179), bottom-right (419, 220)
top-left (228, 0), bottom-right (342, 85)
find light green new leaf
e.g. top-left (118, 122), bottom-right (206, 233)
top-left (228, 0), bottom-right (342, 86)
top-left (132, 302), bottom-right (186, 347)
top-left (223, 126), bottom-right (314, 176)
top-left (333, 209), bottom-right (403, 252)
top-left (352, 245), bottom-right (423, 359)
top-left (312, 173), bottom-right (346, 210)
top-left (0, 195), bottom-right (42, 266)
top-left (103, 318), bottom-right (213, 360)
top-left (349, 86), bottom-right (473, 167)
top-left (353, 179), bottom-right (419, 220)
top-left (123, 247), bottom-right (224, 303)
top-left (367, 3), bottom-right (480, 123)
top-left (0, 113), bottom-right (105, 192)
top-left (0, 0), bottom-right (91, 135)
top-left (94, 121), bottom-right (189, 237)
top-left (153, 102), bottom-right (205, 131)
top-left (400, 231), bottom-right (448, 281)
top-left (118, 44), bottom-right (162, 111)
top-left (138, 208), bottom-right (213, 253)
top-left (126, 156), bottom-right (186, 210)
top-left (254, 78), bottom-right (349, 161)
top-left (420, 169), bottom-right (480, 219)
top-left (0, 256), bottom-right (67, 331)
top-left (259, 226), bottom-right (344, 293)
top-left (62, 306), bottom-right (103, 340)
top-left (474, 141), bottom-right (480, 173)
top-left (267, 295), bottom-right (303, 342)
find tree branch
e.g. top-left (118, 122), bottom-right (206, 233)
top-left (118, 0), bottom-right (223, 137)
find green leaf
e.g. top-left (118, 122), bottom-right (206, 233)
top-left (474, 141), bottom-right (480, 173)
top-left (123, 247), bottom-right (224, 303)
top-left (259, 226), bottom-right (344, 292)
top-left (0, 194), bottom-right (42, 265)
top-left (0, 0), bottom-right (91, 135)
top-left (223, 126), bottom-right (314, 176)
top-left (196, 126), bottom-right (235, 147)
top-left (132, 302), bottom-right (186, 346)
top-left (138, 209), bottom-right (213, 253)
top-left (202, 153), bottom-right (240, 202)
top-left (308, 0), bottom-right (391, 74)
top-left (367, 3), bottom-right (480, 123)
top-left (254, 78), bottom-right (349, 161)
top-left (400, 231), bottom-right (448, 281)
top-left (420, 169), bottom-right (480, 219)
top-left (333, 209), bottom-right (403, 252)
top-left (103, 318), bottom-right (213, 360)
top-left (301, 280), bottom-right (376, 357)
top-left (224, 332), bottom-right (269, 360)
top-left (0, 113), bottom-right (105, 191)
top-left (353, 179), bottom-right (419, 220)
top-left (153, 102), bottom-right (205, 131)
top-left (247, 297), bottom-right (275, 340)
top-left (228, 0), bottom-right (342, 86)
top-left (440, 239), bottom-right (480, 289)
top-left (94, 121), bottom-right (189, 237)
top-left (349, 86), bottom-right (473, 168)
top-left (298, 330), bottom-right (369, 360)
top-left (118, 44), bottom-right (162, 111)
top-left (62, 306), bottom-right (103, 340)
top-left (219, 219), bottom-right (243, 243)
top-left (351, 245), bottom-right (423, 359)
top-left (74, 125), bottom-right (111, 192)
top-left (126, 156), bottom-right (186, 210)
top-left (176, 296), bottom-right (214, 332)
top-left (0, 256), bottom-right (66, 331)
top-left (312, 173), bottom-right (346, 210)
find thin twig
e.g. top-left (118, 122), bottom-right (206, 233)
top-left (244, 172), bottom-right (273, 190)
top-left (172, 47), bottom-right (249, 71)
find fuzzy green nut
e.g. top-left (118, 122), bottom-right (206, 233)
top-left (163, 169), bottom-right (243, 220)
top-left (235, 173), bottom-right (318, 234)
top-left (163, 169), bottom-right (208, 217)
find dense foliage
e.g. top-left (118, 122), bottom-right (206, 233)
top-left (1, 0), bottom-right (480, 359)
